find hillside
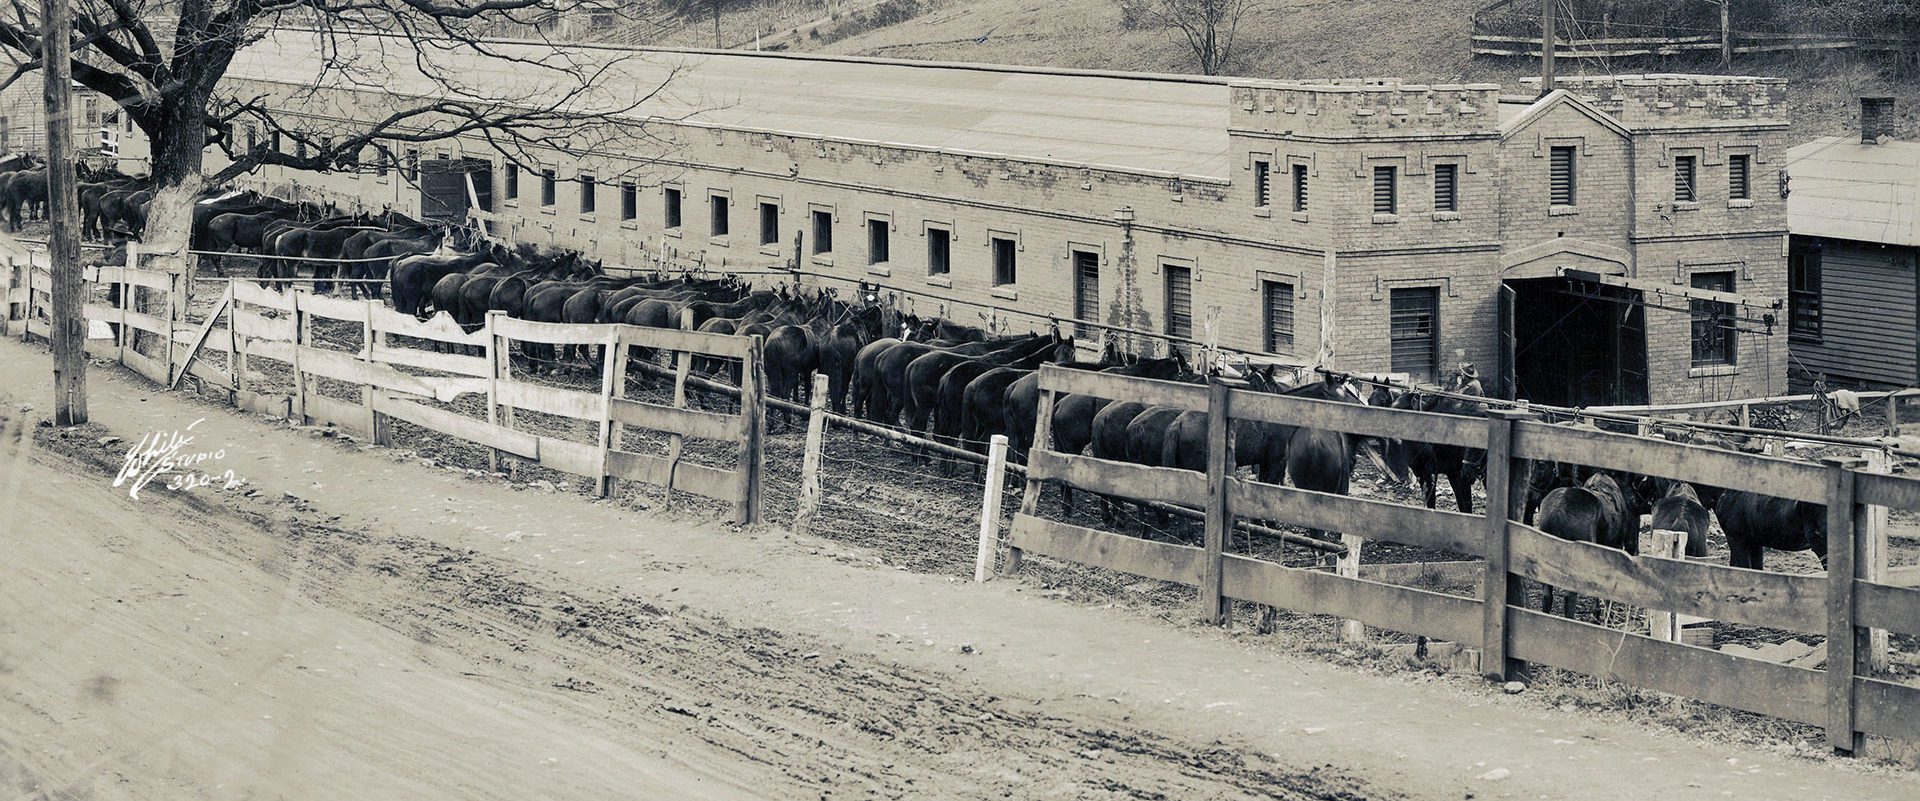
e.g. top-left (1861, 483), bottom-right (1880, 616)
top-left (720, 0), bottom-right (1920, 144)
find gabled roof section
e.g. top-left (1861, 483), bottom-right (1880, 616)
top-left (1787, 135), bottom-right (1920, 248)
top-left (1497, 89), bottom-right (1632, 140)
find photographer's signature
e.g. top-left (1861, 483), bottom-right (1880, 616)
top-left (111, 418), bottom-right (244, 500)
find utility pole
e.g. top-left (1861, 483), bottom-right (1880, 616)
top-left (1720, 0), bottom-right (1733, 68)
top-left (42, 0), bottom-right (85, 425)
top-left (1539, 0), bottom-right (1556, 97)
top-left (712, 0), bottom-right (721, 48)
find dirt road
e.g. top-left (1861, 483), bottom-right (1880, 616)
top-left (2, 338), bottom-right (1916, 800)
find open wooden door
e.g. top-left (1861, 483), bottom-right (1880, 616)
top-left (1497, 282), bottom-right (1517, 400)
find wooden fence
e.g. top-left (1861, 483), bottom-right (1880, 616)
top-left (1, 246), bottom-right (766, 524)
top-left (1005, 364), bottom-right (1920, 755)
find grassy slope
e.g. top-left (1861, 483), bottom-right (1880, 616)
top-left (752, 0), bottom-right (1920, 144)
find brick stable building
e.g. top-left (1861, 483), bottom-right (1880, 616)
top-left (216, 29), bottom-right (1792, 407)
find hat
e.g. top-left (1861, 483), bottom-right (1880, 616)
top-left (1457, 362), bottom-right (1479, 379)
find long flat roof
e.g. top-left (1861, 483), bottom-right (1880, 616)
top-left (226, 28), bottom-right (1234, 178)
top-left (1786, 136), bottom-right (1920, 248)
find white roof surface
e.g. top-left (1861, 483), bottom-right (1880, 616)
top-left (226, 28), bottom-right (1233, 178)
top-left (1786, 136), bottom-right (1920, 247)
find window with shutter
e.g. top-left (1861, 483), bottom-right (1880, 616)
top-left (1674, 155), bottom-right (1698, 202)
top-left (1164, 265), bottom-right (1193, 337)
top-left (1073, 251), bottom-right (1100, 322)
top-left (663, 187), bottom-right (681, 228)
top-left (1262, 280), bottom-right (1295, 353)
top-left (1549, 146), bottom-right (1576, 206)
top-left (1690, 271), bottom-right (1737, 366)
top-left (1788, 242), bottom-right (1822, 341)
top-left (1253, 160), bottom-right (1271, 208)
top-left (1389, 288), bottom-right (1439, 381)
top-left (1728, 154), bottom-right (1750, 200)
top-left (1372, 166), bottom-right (1397, 214)
top-left (759, 202), bottom-right (779, 245)
top-left (1433, 163), bottom-right (1458, 212)
top-left (868, 219), bottom-right (889, 264)
top-left (1291, 164), bottom-right (1308, 212)
top-left (992, 237), bottom-right (1017, 285)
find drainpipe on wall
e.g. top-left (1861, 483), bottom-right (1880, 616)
top-left (1109, 206), bottom-right (1151, 357)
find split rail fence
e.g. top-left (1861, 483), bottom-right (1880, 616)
top-left (2, 244), bottom-right (766, 524)
top-left (1004, 364), bottom-right (1920, 755)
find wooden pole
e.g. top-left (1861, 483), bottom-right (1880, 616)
top-left (794, 371), bottom-right (829, 535)
top-left (289, 288), bottom-right (307, 424)
top-left (1199, 378), bottom-right (1233, 625)
top-left (1646, 529), bottom-right (1686, 642)
top-left (1720, 0), bottom-right (1733, 68)
top-left (1482, 409), bottom-right (1529, 682)
top-left (593, 326), bottom-right (619, 499)
top-left (1862, 448), bottom-right (1890, 672)
top-left (1539, 0), bottom-right (1556, 97)
top-left (1823, 456), bottom-right (1865, 756)
top-left (42, 0), bottom-right (86, 425)
top-left (664, 308), bottom-right (695, 509)
top-left (486, 310), bottom-right (508, 474)
top-left (974, 433), bottom-right (1009, 582)
top-left (1005, 383), bottom-right (1056, 576)
top-left (736, 333), bottom-right (766, 526)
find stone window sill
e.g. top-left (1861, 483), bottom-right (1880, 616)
top-left (811, 255), bottom-right (835, 267)
top-left (1672, 201), bottom-right (1701, 211)
top-left (926, 275), bottom-right (953, 288)
top-left (1371, 213), bottom-right (1400, 224)
top-left (1254, 207), bottom-right (1272, 218)
top-left (619, 221), bottom-right (639, 231)
top-left (1549, 205), bottom-right (1578, 217)
top-left (867, 264), bottom-right (891, 277)
top-left (1431, 211), bottom-right (1462, 222)
top-left (538, 207), bottom-right (556, 216)
top-left (577, 213), bottom-right (596, 222)
top-left (758, 245), bottom-right (782, 257)
top-left (663, 228), bottom-right (682, 238)
top-left (1290, 211), bottom-right (1309, 223)
top-left (1729, 199), bottom-right (1755, 209)
top-left (709, 235), bottom-right (730, 247)
top-left (1689, 364), bottom-right (1737, 378)
top-left (990, 286), bottom-right (1018, 301)
top-left (502, 199), bottom-right (518, 208)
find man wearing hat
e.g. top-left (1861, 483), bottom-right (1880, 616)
top-left (1448, 362), bottom-right (1483, 397)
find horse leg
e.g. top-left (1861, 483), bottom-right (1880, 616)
top-left (1450, 471), bottom-right (1476, 515)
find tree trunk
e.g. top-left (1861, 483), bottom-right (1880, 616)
top-left (138, 102), bottom-right (212, 306)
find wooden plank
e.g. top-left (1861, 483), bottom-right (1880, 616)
top-left (185, 358), bottom-right (233, 391)
top-left (536, 435), bottom-right (602, 478)
top-left (88, 304), bottom-right (166, 335)
top-left (172, 326), bottom-right (230, 351)
top-left (1357, 560), bottom-right (1484, 584)
top-left (1854, 677), bottom-right (1920, 743)
top-left (1853, 471), bottom-right (1920, 511)
top-left (1027, 450), bottom-right (1208, 509)
top-left (1007, 514), bottom-right (1205, 586)
top-left (89, 265), bottom-right (172, 290)
top-left (233, 280), bottom-right (293, 310)
top-left (236, 390), bottom-right (292, 419)
top-left (1509, 610), bottom-right (1826, 726)
top-left (369, 305), bottom-right (488, 347)
top-left (1036, 364), bottom-right (1207, 410)
top-left (490, 315), bottom-right (609, 346)
top-left (121, 347), bottom-right (166, 384)
top-left (736, 333), bottom-right (765, 525)
top-left (1230, 389), bottom-right (1485, 449)
top-left (608, 397), bottom-right (737, 441)
top-left (615, 324), bottom-right (751, 358)
top-left (1883, 564), bottom-right (1920, 588)
top-left (234, 309), bottom-right (295, 342)
top-left (368, 342), bottom-right (491, 377)
top-left (372, 394), bottom-right (537, 459)
top-left (1506, 522), bottom-right (1826, 632)
top-left (605, 450), bottom-right (742, 501)
top-left (287, 346), bottom-right (489, 402)
top-left (1512, 421), bottom-right (1826, 503)
top-left (1856, 579), bottom-right (1920, 635)
top-left (303, 392), bottom-right (369, 436)
top-left (1229, 479), bottom-right (1486, 557)
top-left (296, 291), bottom-right (367, 322)
top-left (496, 379), bottom-right (607, 421)
top-left (1221, 554), bottom-right (1482, 646)
top-left (244, 338), bottom-right (295, 364)
top-left (1482, 409), bottom-right (1525, 681)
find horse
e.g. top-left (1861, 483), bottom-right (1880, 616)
top-left (1649, 481), bottom-right (1712, 559)
top-left (1716, 490), bottom-right (1825, 571)
top-left (1383, 385), bottom-right (1490, 513)
top-left (1532, 473), bottom-right (1636, 620)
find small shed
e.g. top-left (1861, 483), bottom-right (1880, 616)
top-left (1786, 112), bottom-right (1920, 390)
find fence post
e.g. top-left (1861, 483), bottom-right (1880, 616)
top-left (288, 287), bottom-right (306, 424)
top-left (1738, 402), bottom-right (1751, 429)
top-left (360, 301), bottom-right (376, 436)
top-left (1646, 529), bottom-right (1686, 642)
top-left (1481, 409), bottom-right (1528, 682)
top-left (1823, 456), bottom-right (1866, 756)
top-left (485, 310), bottom-right (506, 474)
top-left (794, 371), bottom-right (830, 535)
top-left (1888, 392), bottom-right (1901, 437)
top-left (1004, 378), bottom-right (1057, 576)
top-left (664, 308), bottom-right (696, 510)
top-left (162, 271), bottom-right (180, 381)
top-left (735, 333), bottom-right (766, 526)
top-left (593, 326), bottom-right (621, 499)
top-left (975, 434), bottom-right (1010, 582)
top-left (1198, 378), bottom-right (1233, 625)
top-left (1862, 448), bottom-right (1890, 672)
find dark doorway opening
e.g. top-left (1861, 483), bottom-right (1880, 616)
top-left (419, 157), bottom-right (494, 223)
top-left (1502, 276), bottom-right (1648, 408)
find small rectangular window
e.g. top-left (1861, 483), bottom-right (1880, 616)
top-left (664, 187), bottom-right (682, 229)
top-left (540, 168), bottom-right (556, 207)
top-left (1072, 250), bottom-right (1100, 322)
top-left (1164, 264), bottom-right (1193, 338)
top-left (271, 131), bottom-right (282, 153)
top-left (759, 201), bottom-right (779, 245)
top-left (246, 125), bottom-right (258, 152)
top-left (503, 164), bottom-right (518, 199)
top-left (1674, 155), bottom-right (1697, 202)
top-left (1291, 163), bottom-right (1308, 212)
top-left (812, 209), bottom-right (833, 254)
top-left (296, 137), bottom-right (308, 160)
top-left (1728, 153), bottom-right (1750, 201)
top-left (710, 194), bottom-right (729, 237)
top-left (374, 144), bottom-right (389, 177)
top-left (867, 219), bottom-right (889, 264)
top-left (1433, 163), bottom-right (1459, 212)
top-left (1549, 145), bottom-right (1576, 207)
top-left (1253, 159), bottom-right (1271, 208)
top-left (579, 173), bottom-right (596, 214)
top-left (1262, 280), bottom-right (1295, 353)
top-left (405, 148), bottom-right (419, 181)
top-left (1789, 241), bottom-right (1822, 341)
top-left (991, 236), bottom-right (1017, 286)
top-left (1691, 271), bottom-right (1737, 366)
top-left (620, 182), bottom-right (637, 220)
top-left (927, 226), bottom-right (951, 276)
top-left (1372, 166), bottom-right (1397, 214)
top-left (1390, 287), bottom-right (1439, 382)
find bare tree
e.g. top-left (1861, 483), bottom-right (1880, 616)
top-left (0, 0), bottom-right (693, 272)
top-left (1120, 0), bottom-right (1254, 76)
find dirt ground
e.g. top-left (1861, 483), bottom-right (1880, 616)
top-left (3, 339), bottom-right (1919, 800)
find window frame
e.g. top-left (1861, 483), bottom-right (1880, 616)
top-left (866, 217), bottom-right (890, 265)
top-left (1388, 286), bottom-right (1441, 383)
top-left (1548, 145), bottom-right (1578, 209)
top-left (1163, 262), bottom-right (1194, 338)
top-left (1432, 162), bottom-right (1460, 213)
top-left (619, 182), bottom-right (638, 221)
top-left (1261, 278), bottom-right (1296, 353)
top-left (708, 191), bottom-right (731, 238)
top-left (539, 167), bottom-right (556, 207)
top-left (925, 224), bottom-right (952, 277)
top-left (1788, 241), bottom-right (1823, 343)
top-left (990, 235), bottom-right (1018, 286)
top-left (758, 199), bottom-right (781, 246)
top-left (1072, 249), bottom-right (1101, 323)
top-left (663, 185), bottom-right (683, 230)
top-left (503, 163), bottom-right (518, 200)
top-left (1689, 270), bottom-right (1738, 368)
top-left (1728, 153), bottom-right (1752, 202)
top-left (1290, 162), bottom-right (1309, 214)
top-left (1371, 165), bottom-right (1398, 216)
top-left (578, 173), bottom-right (597, 215)
top-left (1674, 154), bottom-right (1699, 203)
top-left (1252, 158), bottom-right (1272, 209)
top-left (811, 208), bottom-right (834, 255)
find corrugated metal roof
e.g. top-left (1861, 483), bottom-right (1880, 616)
top-left (1787, 135), bottom-right (1920, 248)
top-left (225, 28), bottom-right (1232, 179)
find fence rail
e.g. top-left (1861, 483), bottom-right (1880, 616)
top-left (1003, 364), bottom-right (1920, 755)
